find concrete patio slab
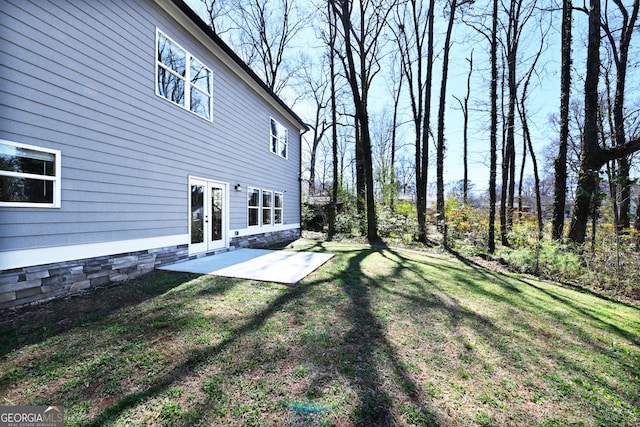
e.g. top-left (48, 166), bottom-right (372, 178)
top-left (158, 249), bottom-right (334, 284)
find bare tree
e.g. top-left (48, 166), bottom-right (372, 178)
top-left (517, 22), bottom-right (548, 240)
top-left (464, 0), bottom-right (500, 253)
top-left (372, 109), bottom-right (396, 206)
top-left (498, 0), bottom-right (539, 246)
top-left (327, 1), bottom-right (339, 237)
top-left (393, 0), bottom-right (435, 244)
top-left (436, 0), bottom-right (467, 248)
top-left (298, 57), bottom-right (331, 196)
top-left (219, 0), bottom-right (311, 95)
top-left (199, 0), bottom-right (234, 35)
top-left (388, 61), bottom-right (404, 211)
top-left (331, 0), bottom-right (396, 242)
top-left (489, 0), bottom-right (499, 253)
top-left (453, 50), bottom-right (473, 206)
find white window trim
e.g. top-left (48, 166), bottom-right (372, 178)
top-left (274, 191), bottom-right (283, 225)
top-left (155, 28), bottom-right (213, 121)
top-left (269, 117), bottom-right (288, 159)
top-left (0, 139), bottom-right (61, 208)
top-left (247, 186), bottom-right (261, 227)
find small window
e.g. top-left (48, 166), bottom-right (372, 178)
top-left (248, 187), bottom-right (260, 227)
top-left (0, 140), bottom-right (61, 208)
top-left (270, 118), bottom-right (288, 158)
top-left (156, 29), bottom-right (212, 120)
top-left (262, 190), bottom-right (272, 225)
top-left (274, 192), bottom-right (283, 225)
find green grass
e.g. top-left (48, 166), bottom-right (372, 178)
top-left (1, 238), bottom-right (639, 426)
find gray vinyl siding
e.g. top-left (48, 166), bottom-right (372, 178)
top-left (0, 0), bottom-right (302, 252)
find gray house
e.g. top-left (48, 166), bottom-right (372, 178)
top-left (0, 0), bottom-right (307, 309)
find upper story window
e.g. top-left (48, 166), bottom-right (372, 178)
top-left (156, 29), bottom-right (213, 121)
top-left (270, 118), bottom-right (288, 159)
top-left (0, 140), bottom-right (61, 208)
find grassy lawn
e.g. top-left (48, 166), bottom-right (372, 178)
top-left (1, 239), bottom-right (639, 426)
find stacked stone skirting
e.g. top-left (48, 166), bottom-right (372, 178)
top-left (0, 244), bottom-right (188, 310)
top-left (230, 228), bottom-right (300, 249)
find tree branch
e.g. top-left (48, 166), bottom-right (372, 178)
top-left (597, 137), bottom-right (640, 167)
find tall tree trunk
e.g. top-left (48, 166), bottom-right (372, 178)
top-left (328, 1), bottom-right (338, 238)
top-left (518, 16), bottom-right (546, 236)
top-left (417, 0), bottom-right (435, 244)
top-left (519, 98), bottom-right (543, 236)
top-left (436, 0), bottom-right (458, 248)
top-left (518, 139), bottom-right (527, 223)
top-left (606, 161), bottom-right (620, 237)
top-left (617, 158), bottom-right (631, 230)
top-left (552, 0), bottom-right (572, 240)
top-left (462, 52), bottom-right (473, 205)
top-left (499, 52), bottom-right (510, 247)
top-left (308, 106), bottom-right (327, 196)
top-left (635, 193), bottom-right (640, 248)
top-left (488, 0), bottom-right (499, 253)
top-left (501, 0), bottom-right (522, 246)
top-left (354, 116), bottom-right (366, 233)
top-left (390, 72), bottom-right (403, 212)
top-left (568, 0), bottom-right (601, 244)
top-left (602, 75), bottom-right (620, 232)
top-left (309, 148), bottom-right (317, 196)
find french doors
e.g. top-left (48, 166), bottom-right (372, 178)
top-left (189, 177), bottom-right (228, 254)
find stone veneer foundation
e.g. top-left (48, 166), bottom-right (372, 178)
top-left (230, 228), bottom-right (300, 249)
top-left (0, 244), bottom-right (188, 310)
top-left (0, 228), bottom-right (300, 310)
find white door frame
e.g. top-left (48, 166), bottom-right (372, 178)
top-left (188, 176), bottom-right (229, 255)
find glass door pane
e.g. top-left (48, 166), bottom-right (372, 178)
top-left (190, 184), bottom-right (204, 244)
top-left (211, 186), bottom-right (222, 242)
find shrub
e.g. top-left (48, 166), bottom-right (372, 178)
top-left (334, 211), bottom-right (360, 234)
top-left (446, 203), bottom-right (489, 249)
top-left (500, 240), bottom-right (583, 281)
top-left (377, 206), bottom-right (416, 238)
top-left (507, 219), bottom-right (541, 247)
top-left (302, 203), bottom-right (324, 232)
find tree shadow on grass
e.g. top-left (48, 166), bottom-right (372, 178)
top-left (376, 246), bottom-right (640, 400)
top-left (449, 248), bottom-right (640, 311)
top-left (85, 244), bottom-right (444, 426)
top-left (85, 279), bottom-right (315, 426)
top-left (0, 271), bottom-right (199, 357)
top-left (336, 246), bottom-right (441, 426)
top-left (446, 248), bottom-right (640, 347)
top-left (346, 245), bottom-right (639, 426)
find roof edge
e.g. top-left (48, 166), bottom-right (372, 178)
top-left (169, 0), bottom-right (308, 132)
